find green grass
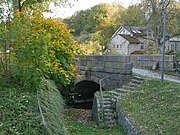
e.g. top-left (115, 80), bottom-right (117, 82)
top-left (65, 108), bottom-right (127, 135)
top-left (120, 79), bottom-right (180, 135)
top-left (0, 79), bottom-right (67, 135)
top-left (0, 86), bottom-right (43, 135)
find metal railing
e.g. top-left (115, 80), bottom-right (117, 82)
top-left (37, 91), bottom-right (47, 135)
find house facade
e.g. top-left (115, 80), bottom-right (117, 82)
top-left (108, 26), bottom-right (145, 55)
top-left (165, 37), bottom-right (180, 53)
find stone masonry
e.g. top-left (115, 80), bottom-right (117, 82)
top-left (77, 55), bottom-right (133, 90)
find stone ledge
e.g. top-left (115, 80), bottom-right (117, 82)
top-left (116, 101), bottom-right (142, 135)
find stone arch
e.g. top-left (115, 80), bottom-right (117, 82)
top-left (73, 80), bottom-right (101, 109)
top-left (76, 75), bottom-right (100, 85)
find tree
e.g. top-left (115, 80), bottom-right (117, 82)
top-left (141, 0), bottom-right (180, 52)
top-left (119, 4), bottom-right (146, 27)
top-left (0, 0), bottom-right (72, 12)
top-left (11, 8), bottom-right (80, 90)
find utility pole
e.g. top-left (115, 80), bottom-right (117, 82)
top-left (161, 0), bottom-right (167, 82)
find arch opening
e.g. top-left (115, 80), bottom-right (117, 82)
top-left (72, 80), bottom-right (100, 109)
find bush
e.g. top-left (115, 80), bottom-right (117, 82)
top-left (0, 86), bottom-right (43, 135)
top-left (39, 78), bottom-right (67, 135)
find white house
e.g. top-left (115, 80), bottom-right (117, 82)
top-left (108, 26), bottom-right (145, 54)
top-left (165, 37), bottom-right (180, 53)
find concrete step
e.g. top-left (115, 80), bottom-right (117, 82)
top-left (130, 79), bottom-right (144, 84)
top-left (103, 100), bottom-right (112, 105)
top-left (103, 95), bottom-right (111, 99)
top-left (133, 76), bottom-right (145, 81)
top-left (105, 119), bottom-right (117, 127)
top-left (104, 115), bottom-right (114, 120)
top-left (112, 95), bottom-right (121, 101)
top-left (109, 90), bottom-right (122, 97)
top-left (102, 104), bottom-right (112, 108)
top-left (128, 82), bottom-right (140, 87)
top-left (116, 88), bottom-right (136, 93)
top-left (104, 112), bottom-right (113, 116)
top-left (104, 108), bottom-right (113, 113)
top-left (103, 97), bottom-right (111, 101)
top-left (122, 85), bottom-right (135, 90)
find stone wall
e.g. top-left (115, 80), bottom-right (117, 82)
top-left (77, 55), bottom-right (133, 89)
top-left (92, 95), bottom-right (101, 124)
top-left (116, 101), bottom-right (142, 135)
top-left (130, 55), bottom-right (175, 69)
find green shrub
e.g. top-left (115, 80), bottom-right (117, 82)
top-left (0, 87), bottom-right (43, 135)
top-left (39, 78), bottom-right (67, 135)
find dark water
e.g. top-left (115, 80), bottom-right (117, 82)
top-left (69, 101), bottom-right (93, 109)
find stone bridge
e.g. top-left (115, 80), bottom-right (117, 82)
top-left (74, 55), bottom-right (133, 107)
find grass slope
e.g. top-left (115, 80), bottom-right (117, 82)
top-left (120, 79), bottom-right (180, 135)
top-left (0, 79), bottom-right (67, 135)
top-left (65, 108), bottom-right (127, 135)
top-left (0, 86), bottom-right (43, 135)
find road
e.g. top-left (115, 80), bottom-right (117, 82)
top-left (132, 68), bottom-right (180, 83)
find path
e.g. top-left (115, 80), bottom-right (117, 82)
top-left (132, 68), bottom-right (180, 83)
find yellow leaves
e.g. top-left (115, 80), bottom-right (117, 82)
top-left (75, 73), bottom-right (80, 79)
top-left (49, 50), bottom-right (55, 55)
top-left (50, 42), bottom-right (55, 45)
top-left (13, 7), bottom-right (82, 86)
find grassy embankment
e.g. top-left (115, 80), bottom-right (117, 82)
top-left (0, 79), bottom-right (66, 135)
top-left (65, 108), bottom-right (127, 135)
top-left (120, 79), bottom-right (180, 135)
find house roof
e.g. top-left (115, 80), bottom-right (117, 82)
top-left (119, 34), bottom-right (141, 44)
top-left (169, 37), bottom-right (180, 42)
top-left (120, 26), bottom-right (147, 36)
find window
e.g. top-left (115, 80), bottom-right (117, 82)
top-left (120, 45), bottom-right (122, 50)
top-left (117, 45), bottom-right (119, 48)
top-left (113, 45), bottom-right (115, 48)
top-left (140, 45), bottom-right (144, 49)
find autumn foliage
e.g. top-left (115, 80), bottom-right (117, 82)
top-left (12, 9), bottom-right (81, 90)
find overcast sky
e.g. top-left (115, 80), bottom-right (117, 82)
top-left (44, 0), bottom-right (141, 18)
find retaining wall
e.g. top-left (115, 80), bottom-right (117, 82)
top-left (130, 55), bottom-right (175, 69)
top-left (116, 101), bottom-right (142, 135)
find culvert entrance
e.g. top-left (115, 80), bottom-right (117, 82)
top-left (71, 80), bottom-right (100, 109)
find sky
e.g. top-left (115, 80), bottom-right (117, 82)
top-left (44, 0), bottom-right (141, 18)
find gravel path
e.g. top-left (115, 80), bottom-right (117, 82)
top-left (132, 68), bottom-right (180, 83)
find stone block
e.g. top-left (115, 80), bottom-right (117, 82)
top-left (80, 60), bottom-right (87, 66)
top-left (94, 55), bottom-right (103, 61)
top-left (104, 62), bottom-right (127, 69)
top-left (103, 55), bottom-right (130, 63)
top-left (159, 62), bottom-right (174, 69)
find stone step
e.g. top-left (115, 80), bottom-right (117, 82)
top-left (104, 115), bottom-right (114, 120)
top-left (102, 104), bottom-right (112, 108)
top-left (116, 88), bottom-right (136, 93)
top-left (109, 90), bottom-right (122, 97)
top-left (112, 95), bottom-right (121, 100)
top-left (130, 79), bottom-right (144, 84)
top-left (103, 97), bottom-right (111, 101)
top-left (122, 85), bottom-right (135, 90)
top-left (103, 100), bottom-right (112, 105)
top-left (128, 82), bottom-right (140, 87)
top-left (104, 112), bottom-right (113, 116)
top-left (104, 108), bottom-right (113, 113)
top-left (133, 76), bottom-right (145, 81)
top-left (105, 119), bottom-right (117, 127)
top-left (103, 95), bottom-right (111, 99)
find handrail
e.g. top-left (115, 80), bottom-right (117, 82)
top-left (99, 74), bottom-right (118, 122)
top-left (37, 91), bottom-right (47, 135)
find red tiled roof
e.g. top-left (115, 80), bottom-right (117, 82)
top-left (119, 34), bottom-right (141, 44)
